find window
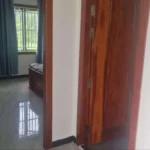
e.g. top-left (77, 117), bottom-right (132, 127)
top-left (15, 6), bottom-right (38, 52)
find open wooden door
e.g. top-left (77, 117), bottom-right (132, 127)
top-left (77, 0), bottom-right (150, 148)
top-left (89, 0), bottom-right (138, 144)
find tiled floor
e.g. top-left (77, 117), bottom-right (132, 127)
top-left (88, 137), bottom-right (128, 150)
top-left (0, 78), bottom-right (128, 150)
top-left (51, 143), bottom-right (81, 150)
top-left (50, 137), bottom-right (128, 150)
top-left (0, 78), bottom-right (43, 150)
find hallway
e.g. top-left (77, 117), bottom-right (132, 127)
top-left (0, 78), bottom-right (43, 150)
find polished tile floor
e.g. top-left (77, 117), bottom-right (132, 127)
top-left (87, 137), bottom-right (128, 150)
top-left (50, 137), bottom-right (128, 150)
top-left (51, 143), bottom-right (81, 150)
top-left (0, 78), bottom-right (43, 150)
top-left (50, 136), bottom-right (128, 150)
top-left (0, 78), bottom-right (128, 150)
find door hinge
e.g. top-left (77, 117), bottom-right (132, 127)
top-left (90, 28), bottom-right (95, 40)
top-left (85, 125), bottom-right (90, 135)
top-left (87, 78), bottom-right (92, 89)
top-left (91, 4), bottom-right (95, 17)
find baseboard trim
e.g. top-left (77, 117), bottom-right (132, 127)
top-left (0, 74), bottom-right (29, 80)
top-left (52, 136), bottom-right (76, 148)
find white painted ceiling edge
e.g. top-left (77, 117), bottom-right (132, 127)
top-left (136, 12), bottom-right (150, 149)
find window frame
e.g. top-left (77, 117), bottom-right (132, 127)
top-left (14, 4), bottom-right (38, 53)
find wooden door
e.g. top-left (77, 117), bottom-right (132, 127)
top-left (88, 0), bottom-right (138, 145)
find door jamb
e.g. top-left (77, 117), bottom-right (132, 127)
top-left (128, 1), bottom-right (150, 149)
top-left (43, 0), bottom-right (53, 149)
top-left (77, 0), bottom-right (150, 150)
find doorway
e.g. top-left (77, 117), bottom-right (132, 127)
top-left (39, 0), bottom-right (149, 149)
top-left (0, 0), bottom-right (44, 150)
top-left (0, 0), bottom-right (52, 149)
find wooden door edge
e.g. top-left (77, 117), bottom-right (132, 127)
top-left (128, 1), bottom-right (150, 150)
top-left (43, 0), bottom-right (53, 149)
top-left (76, 0), bottom-right (92, 145)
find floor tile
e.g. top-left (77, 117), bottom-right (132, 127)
top-left (0, 78), bottom-right (43, 150)
top-left (51, 143), bottom-right (81, 150)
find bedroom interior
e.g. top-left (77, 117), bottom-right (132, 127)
top-left (0, 0), bottom-right (45, 149)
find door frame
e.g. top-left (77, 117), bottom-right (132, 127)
top-left (42, 0), bottom-right (150, 149)
top-left (77, 1), bottom-right (150, 150)
top-left (128, 1), bottom-right (150, 150)
top-left (43, 0), bottom-right (53, 149)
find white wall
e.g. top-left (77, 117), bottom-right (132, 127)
top-left (18, 54), bottom-right (36, 75)
top-left (136, 13), bottom-right (150, 149)
top-left (53, 0), bottom-right (81, 141)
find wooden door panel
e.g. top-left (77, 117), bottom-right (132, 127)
top-left (89, 0), bottom-right (111, 144)
top-left (77, 0), bottom-right (148, 147)
top-left (89, 0), bottom-right (137, 144)
top-left (103, 0), bottom-right (136, 139)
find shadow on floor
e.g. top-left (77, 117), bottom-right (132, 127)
top-left (88, 137), bottom-right (128, 150)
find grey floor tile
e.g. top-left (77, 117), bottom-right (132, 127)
top-left (51, 143), bottom-right (81, 150)
top-left (0, 78), bottom-right (43, 150)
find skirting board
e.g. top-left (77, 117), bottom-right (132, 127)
top-left (0, 74), bottom-right (29, 80)
top-left (52, 136), bottom-right (76, 148)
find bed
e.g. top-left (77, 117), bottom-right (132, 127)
top-left (29, 63), bottom-right (44, 98)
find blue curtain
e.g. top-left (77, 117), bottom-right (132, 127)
top-left (36, 0), bottom-right (44, 64)
top-left (0, 0), bottom-right (18, 77)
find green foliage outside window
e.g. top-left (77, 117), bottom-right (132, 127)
top-left (15, 7), bottom-right (38, 52)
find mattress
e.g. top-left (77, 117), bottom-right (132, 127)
top-left (29, 63), bottom-right (43, 73)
